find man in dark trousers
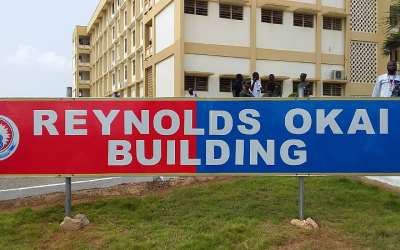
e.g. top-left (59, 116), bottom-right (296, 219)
top-left (232, 74), bottom-right (244, 97)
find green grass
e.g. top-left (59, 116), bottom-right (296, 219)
top-left (1, 177), bottom-right (400, 249)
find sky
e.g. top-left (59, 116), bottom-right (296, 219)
top-left (0, 0), bottom-right (99, 97)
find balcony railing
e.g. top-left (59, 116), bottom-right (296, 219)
top-left (79, 79), bottom-right (91, 85)
top-left (78, 61), bottom-right (91, 67)
top-left (78, 44), bottom-right (91, 50)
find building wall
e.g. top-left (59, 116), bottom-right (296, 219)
top-left (321, 29), bottom-right (344, 55)
top-left (184, 2), bottom-right (251, 47)
top-left (256, 60), bottom-right (316, 79)
top-left (155, 1), bottom-right (175, 53)
top-left (74, 0), bottom-right (392, 98)
top-left (184, 54), bottom-right (250, 97)
top-left (321, 64), bottom-right (345, 80)
top-left (72, 26), bottom-right (91, 97)
top-left (156, 56), bottom-right (175, 97)
top-left (321, 0), bottom-right (344, 8)
top-left (293, 0), bottom-right (317, 4)
top-left (256, 10), bottom-right (316, 53)
top-left (256, 60), bottom-right (316, 97)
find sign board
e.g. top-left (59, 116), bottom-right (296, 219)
top-left (0, 99), bottom-right (397, 175)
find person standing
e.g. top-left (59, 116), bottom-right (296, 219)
top-left (186, 88), bottom-right (198, 97)
top-left (251, 72), bottom-right (262, 98)
top-left (372, 60), bottom-right (400, 97)
top-left (232, 74), bottom-right (244, 97)
top-left (240, 80), bottom-right (254, 97)
top-left (263, 74), bottom-right (275, 97)
top-left (268, 74), bottom-right (282, 97)
top-left (297, 73), bottom-right (309, 98)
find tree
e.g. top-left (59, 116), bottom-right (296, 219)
top-left (384, 1), bottom-right (400, 56)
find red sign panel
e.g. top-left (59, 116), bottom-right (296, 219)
top-left (0, 100), bottom-right (197, 175)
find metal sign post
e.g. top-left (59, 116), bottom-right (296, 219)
top-left (297, 81), bottom-right (306, 220)
top-left (65, 177), bottom-right (72, 217)
top-left (65, 87), bottom-right (72, 217)
top-left (298, 176), bottom-right (304, 220)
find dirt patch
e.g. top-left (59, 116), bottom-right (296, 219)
top-left (0, 176), bottom-right (229, 213)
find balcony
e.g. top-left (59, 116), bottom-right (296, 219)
top-left (79, 71), bottom-right (91, 85)
top-left (78, 36), bottom-right (91, 49)
top-left (78, 54), bottom-right (91, 67)
top-left (79, 79), bottom-right (91, 86)
top-left (78, 89), bottom-right (91, 97)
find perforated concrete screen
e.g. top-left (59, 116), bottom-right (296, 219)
top-left (350, 0), bottom-right (377, 33)
top-left (350, 41), bottom-right (378, 84)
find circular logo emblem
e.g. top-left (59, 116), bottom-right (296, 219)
top-left (0, 116), bottom-right (19, 161)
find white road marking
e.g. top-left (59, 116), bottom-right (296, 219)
top-left (0, 177), bottom-right (121, 193)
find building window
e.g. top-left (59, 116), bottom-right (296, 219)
top-left (323, 16), bottom-right (342, 31)
top-left (219, 4), bottom-right (243, 20)
top-left (293, 81), bottom-right (314, 96)
top-left (132, 60), bottom-right (136, 76)
top-left (219, 78), bottom-right (234, 92)
top-left (112, 26), bottom-right (116, 40)
top-left (78, 36), bottom-right (90, 46)
top-left (117, 69), bottom-right (121, 85)
top-left (261, 9), bottom-right (283, 24)
top-left (145, 67), bottom-right (153, 97)
top-left (184, 0), bottom-right (208, 16)
top-left (140, 21), bottom-right (144, 45)
top-left (117, 19), bottom-right (120, 34)
top-left (124, 38), bottom-right (128, 54)
top-left (124, 64), bottom-right (128, 81)
top-left (124, 10), bottom-right (128, 27)
top-left (132, 30), bottom-right (136, 48)
top-left (112, 1), bottom-right (115, 15)
top-left (293, 13), bottom-right (314, 28)
top-left (185, 75), bottom-right (208, 91)
top-left (323, 83), bottom-right (344, 96)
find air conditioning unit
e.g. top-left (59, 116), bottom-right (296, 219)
top-left (331, 70), bottom-right (345, 81)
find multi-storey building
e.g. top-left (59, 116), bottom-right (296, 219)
top-left (73, 0), bottom-right (392, 98)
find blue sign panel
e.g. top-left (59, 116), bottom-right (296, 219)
top-left (195, 99), bottom-right (398, 174)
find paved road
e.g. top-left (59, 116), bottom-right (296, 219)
top-left (1, 176), bottom-right (399, 201)
top-left (0, 177), bottom-right (158, 201)
top-left (366, 176), bottom-right (400, 187)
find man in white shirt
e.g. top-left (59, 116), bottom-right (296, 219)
top-left (372, 60), bottom-right (400, 97)
top-left (297, 73), bottom-right (309, 98)
top-left (251, 72), bottom-right (263, 98)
